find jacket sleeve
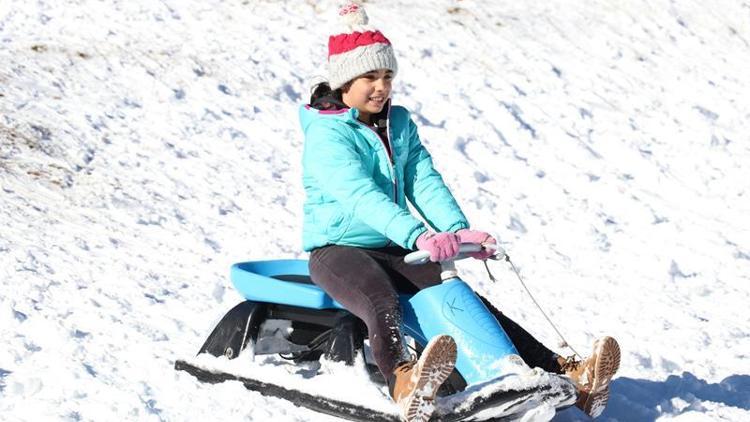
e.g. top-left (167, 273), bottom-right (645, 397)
top-left (304, 120), bottom-right (428, 249)
top-left (402, 116), bottom-right (469, 233)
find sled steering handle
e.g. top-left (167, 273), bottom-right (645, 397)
top-left (404, 243), bottom-right (505, 265)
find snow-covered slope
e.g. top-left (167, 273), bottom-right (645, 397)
top-left (1, 0), bottom-right (748, 420)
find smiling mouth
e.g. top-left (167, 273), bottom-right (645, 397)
top-left (369, 96), bottom-right (385, 103)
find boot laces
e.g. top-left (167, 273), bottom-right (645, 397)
top-left (560, 355), bottom-right (581, 373)
top-left (394, 358), bottom-right (416, 374)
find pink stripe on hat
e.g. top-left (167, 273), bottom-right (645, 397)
top-left (328, 31), bottom-right (391, 57)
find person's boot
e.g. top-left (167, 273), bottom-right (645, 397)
top-left (388, 335), bottom-right (457, 422)
top-left (559, 336), bottom-right (621, 418)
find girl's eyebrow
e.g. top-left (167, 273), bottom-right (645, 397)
top-left (364, 70), bottom-right (392, 76)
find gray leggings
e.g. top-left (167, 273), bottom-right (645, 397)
top-left (308, 245), bottom-right (562, 377)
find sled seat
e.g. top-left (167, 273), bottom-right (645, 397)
top-left (231, 260), bottom-right (347, 310)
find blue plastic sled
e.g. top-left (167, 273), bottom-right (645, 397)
top-left (230, 253), bottom-right (518, 387)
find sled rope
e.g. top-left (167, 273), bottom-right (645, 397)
top-left (484, 255), bottom-right (583, 360)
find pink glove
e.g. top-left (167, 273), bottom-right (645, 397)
top-left (415, 231), bottom-right (460, 262)
top-left (457, 229), bottom-right (497, 260)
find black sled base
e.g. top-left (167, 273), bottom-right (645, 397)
top-left (175, 359), bottom-right (576, 421)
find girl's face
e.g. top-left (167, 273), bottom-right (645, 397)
top-left (342, 69), bottom-right (393, 123)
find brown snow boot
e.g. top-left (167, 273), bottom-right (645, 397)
top-left (559, 336), bottom-right (621, 418)
top-left (389, 335), bottom-right (457, 422)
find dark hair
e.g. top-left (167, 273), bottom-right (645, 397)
top-left (310, 82), bottom-right (343, 104)
top-left (309, 82), bottom-right (347, 111)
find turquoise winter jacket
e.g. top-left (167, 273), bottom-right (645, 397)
top-left (300, 102), bottom-right (469, 251)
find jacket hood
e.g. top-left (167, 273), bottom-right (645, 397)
top-left (299, 104), bottom-right (360, 132)
top-left (298, 99), bottom-right (392, 132)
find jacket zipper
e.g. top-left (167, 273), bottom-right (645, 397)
top-left (355, 109), bottom-right (397, 202)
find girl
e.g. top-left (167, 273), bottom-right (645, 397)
top-left (299, 3), bottom-right (620, 421)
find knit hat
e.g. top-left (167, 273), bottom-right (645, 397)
top-left (327, 3), bottom-right (398, 90)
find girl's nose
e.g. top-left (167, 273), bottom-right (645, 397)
top-left (373, 78), bottom-right (387, 91)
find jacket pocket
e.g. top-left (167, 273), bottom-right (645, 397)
top-left (326, 210), bottom-right (351, 242)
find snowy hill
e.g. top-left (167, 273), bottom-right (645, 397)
top-left (1, 0), bottom-right (749, 420)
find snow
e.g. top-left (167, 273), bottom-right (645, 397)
top-left (186, 352), bottom-right (398, 415)
top-left (1, 0), bottom-right (749, 421)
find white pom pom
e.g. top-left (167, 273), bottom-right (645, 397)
top-left (339, 2), bottom-right (368, 27)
